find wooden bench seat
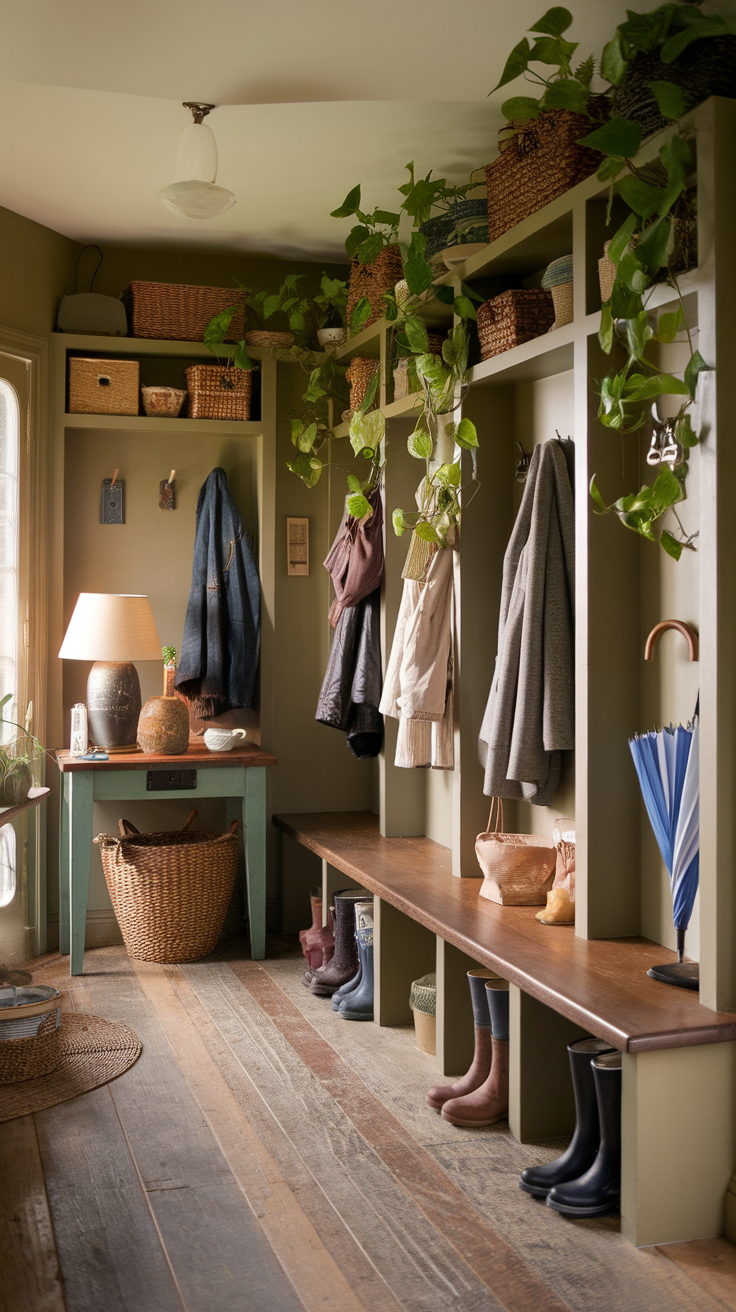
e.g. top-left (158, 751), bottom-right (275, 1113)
top-left (274, 810), bottom-right (736, 1054)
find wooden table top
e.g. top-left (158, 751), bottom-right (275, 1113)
top-left (274, 810), bottom-right (736, 1054)
top-left (0, 787), bottom-right (51, 827)
top-left (55, 740), bottom-right (278, 772)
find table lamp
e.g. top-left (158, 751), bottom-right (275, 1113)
top-left (59, 594), bottom-right (162, 751)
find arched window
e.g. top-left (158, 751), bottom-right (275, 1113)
top-left (0, 378), bottom-right (19, 741)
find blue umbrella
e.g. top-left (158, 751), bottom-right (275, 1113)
top-left (629, 709), bottom-right (699, 986)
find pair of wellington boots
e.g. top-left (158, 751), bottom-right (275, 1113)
top-left (427, 971), bottom-right (509, 1127)
top-left (330, 900), bottom-right (374, 1020)
top-left (300, 892), bottom-right (335, 988)
top-left (309, 889), bottom-right (371, 996)
top-left (520, 1038), bottom-right (622, 1217)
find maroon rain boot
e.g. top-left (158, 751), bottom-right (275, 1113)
top-left (299, 891), bottom-right (335, 987)
top-left (427, 969), bottom-right (497, 1111)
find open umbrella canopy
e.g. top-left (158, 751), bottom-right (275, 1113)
top-left (629, 713), bottom-right (699, 934)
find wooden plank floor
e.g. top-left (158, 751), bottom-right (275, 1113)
top-left (2, 939), bottom-right (735, 1312)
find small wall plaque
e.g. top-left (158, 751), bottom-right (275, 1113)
top-left (287, 517), bottom-right (309, 576)
top-left (101, 475), bottom-right (124, 524)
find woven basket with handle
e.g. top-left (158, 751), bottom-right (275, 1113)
top-left (185, 364), bottom-right (252, 420)
top-left (476, 799), bottom-right (557, 906)
top-left (0, 988), bottom-right (62, 1084)
top-left (124, 281), bottom-right (244, 342)
top-left (347, 246), bottom-right (404, 336)
top-left (477, 289), bottom-right (555, 360)
top-left (95, 811), bottom-right (239, 963)
top-left (485, 101), bottom-right (606, 246)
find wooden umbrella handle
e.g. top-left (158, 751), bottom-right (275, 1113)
top-left (644, 620), bottom-right (699, 662)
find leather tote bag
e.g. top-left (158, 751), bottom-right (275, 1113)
top-left (476, 799), bottom-right (557, 906)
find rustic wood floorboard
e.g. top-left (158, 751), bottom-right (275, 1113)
top-left (0, 1115), bottom-right (66, 1312)
top-left (18, 945), bottom-right (736, 1312)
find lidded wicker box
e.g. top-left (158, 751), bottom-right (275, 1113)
top-left (0, 985), bottom-right (62, 1084)
top-left (185, 364), bottom-right (252, 421)
top-left (68, 357), bottom-right (140, 415)
top-left (477, 289), bottom-right (555, 361)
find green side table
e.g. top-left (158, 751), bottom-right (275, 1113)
top-left (55, 741), bottom-right (277, 975)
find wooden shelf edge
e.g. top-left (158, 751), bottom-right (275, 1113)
top-left (63, 413), bottom-right (264, 434)
top-left (0, 787), bottom-right (51, 828)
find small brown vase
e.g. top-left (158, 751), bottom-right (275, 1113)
top-left (137, 662), bottom-right (190, 754)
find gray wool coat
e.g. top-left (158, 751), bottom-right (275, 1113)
top-left (478, 438), bottom-right (574, 806)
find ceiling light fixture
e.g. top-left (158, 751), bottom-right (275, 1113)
top-left (158, 102), bottom-right (236, 221)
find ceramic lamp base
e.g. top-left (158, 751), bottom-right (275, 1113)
top-left (87, 661), bottom-right (141, 751)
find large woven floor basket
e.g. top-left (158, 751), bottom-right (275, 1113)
top-left (0, 986), bottom-right (63, 1084)
top-left (485, 105), bottom-right (605, 246)
top-left (95, 814), bottom-right (239, 963)
top-left (347, 246), bottom-right (404, 335)
top-left (124, 281), bottom-right (244, 342)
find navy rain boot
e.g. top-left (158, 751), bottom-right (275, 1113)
top-left (339, 899), bottom-right (374, 1021)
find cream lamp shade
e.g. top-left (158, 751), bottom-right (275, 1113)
top-left (59, 594), bottom-right (162, 662)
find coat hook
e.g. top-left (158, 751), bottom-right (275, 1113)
top-left (644, 620), bottom-right (699, 662)
top-left (168, 469), bottom-right (176, 485)
top-left (111, 466), bottom-right (119, 489)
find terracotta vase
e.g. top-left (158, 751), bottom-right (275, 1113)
top-left (137, 662), bottom-right (190, 755)
top-left (299, 892), bottom-right (335, 973)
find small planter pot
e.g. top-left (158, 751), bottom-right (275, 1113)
top-left (317, 327), bottom-right (346, 350)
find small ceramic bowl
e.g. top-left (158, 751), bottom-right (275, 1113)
top-left (317, 327), bottom-right (346, 350)
top-left (141, 386), bottom-right (187, 418)
top-left (204, 727), bottom-right (248, 752)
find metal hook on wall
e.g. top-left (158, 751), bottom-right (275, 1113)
top-left (644, 620), bottom-right (699, 662)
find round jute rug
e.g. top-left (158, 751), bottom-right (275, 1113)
top-left (0, 1013), bottom-right (142, 1122)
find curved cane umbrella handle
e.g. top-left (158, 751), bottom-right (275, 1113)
top-left (644, 620), bottom-right (699, 662)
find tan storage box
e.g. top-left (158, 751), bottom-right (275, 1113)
top-left (185, 365), bottom-right (252, 421)
top-left (68, 357), bottom-right (139, 415)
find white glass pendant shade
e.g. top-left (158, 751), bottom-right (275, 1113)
top-left (158, 106), bottom-right (235, 221)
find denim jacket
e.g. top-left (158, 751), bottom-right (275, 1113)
top-left (175, 467), bottom-right (260, 718)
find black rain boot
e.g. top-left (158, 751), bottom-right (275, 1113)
top-left (339, 900), bottom-right (374, 1021)
top-left (546, 1051), bottom-right (622, 1217)
top-left (520, 1038), bottom-right (615, 1197)
top-left (310, 890), bottom-right (368, 996)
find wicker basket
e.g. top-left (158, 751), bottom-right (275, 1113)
top-left (347, 246), bottom-right (404, 336)
top-left (346, 357), bottom-right (380, 413)
top-left (95, 814), bottom-right (239, 964)
top-left (245, 330), bottom-right (294, 350)
top-left (185, 365), bottom-right (252, 421)
top-left (68, 358), bottom-right (140, 415)
top-left (542, 255), bottom-right (574, 327)
top-left (0, 987), bottom-right (62, 1084)
top-left (410, 972), bottom-right (437, 1056)
top-left (614, 36), bottom-right (736, 140)
top-left (485, 102), bottom-right (606, 246)
top-left (477, 289), bottom-right (555, 360)
top-left (419, 200), bottom-right (488, 260)
top-left (124, 281), bottom-right (244, 342)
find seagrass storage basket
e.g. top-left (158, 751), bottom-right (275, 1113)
top-left (477, 289), bottom-right (555, 360)
top-left (409, 972), bottom-right (437, 1055)
top-left (613, 37), bottom-right (736, 140)
top-left (244, 330), bottom-right (294, 350)
top-left (185, 364), bottom-right (252, 420)
top-left (485, 105), bottom-right (605, 245)
top-left (124, 281), bottom-right (244, 342)
top-left (346, 357), bottom-right (379, 413)
top-left (95, 814), bottom-right (239, 964)
top-left (68, 357), bottom-right (140, 415)
top-left (347, 246), bottom-right (404, 335)
top-left (541, 254), bottom-right (574, 327)
top-left (0, 986), bottom-right (62, 1084)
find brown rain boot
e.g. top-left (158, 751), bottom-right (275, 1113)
top-left (441, 1037), bottom-right (509, 1127)
top-left (309, 890), bottom-right (369, 996)
top-left (426, 969), bottom-right (497, 1111)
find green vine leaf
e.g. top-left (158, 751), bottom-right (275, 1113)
top-left (607, 213), bottom-right (638, 265)
top-left (350, 295), bottom-right (372, 336)
top-left (453, 295), bottom-right (477, 321)
top-left (347, 493), bottom-right (373, 521)
top-left (649, 81), bottom-right (686, 121)
top-left (599, 302), bottom-right (614, 354)
top-left (297, 422), bottom-right (318, 453)
top-left (233, 341), bottom-right (256, 372)
top-left (655, 306), bottom-right (685, 343)
top-left (392, 508), bottom-right (409, 537)
top-left (600, 32), bottom-right (625, 85)
top-left (490, 37), bottom-right (531, 93)
top-left (408, 425), bottom-right (433, 460)
top-left (403, 316), bottom-right (431, 355)
top-left (404, 232), bottom-right (433, 296)
top-left (579, 117), bottom-right (642, 159)
top-left (331, 185), bottom-right (361, 218)
top-left (675, 413), bottom-right (698, 449)
top-left (660, 530), bottom-right (683, 561)
top-left (616, 175), bottom-right (664, 221)
top-left (286, 454), bottom-right (323, 488)
top-left (347, 475), bottom-right (363, 494)
top-left (456, 417), bottom-right (479, 450)
top-left (414, 521), bottom-right (441, 543)
top-left (501, 96), bottom-right (541, 123)
top-left (529, 7), bottom-right (573, 37)
top-left (345, 225), bottom-right (371, 258)
top-left (435, 462), bottom-right (461, 487)
top-left (684, 350), bottom-right (712, 400)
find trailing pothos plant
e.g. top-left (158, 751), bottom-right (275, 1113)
top-left (578, 92), bottom-right (710, 559)
top-left (489, 6), bottom-right (598, 123)
top-left (204, 272), bottom-right (348, 372)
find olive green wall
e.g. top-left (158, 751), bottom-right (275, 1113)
top-left (0, 206), bottom-right (79, 336)
top-left (87, 245), bottom-right (347, 302)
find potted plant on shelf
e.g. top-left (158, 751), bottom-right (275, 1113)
top-left (313, 274), bottom-right (349, 350)
top-left (0, 696), bottom-right (45, 808)
top-left (399, 162), bottom-right (488, 270)
top-left (602, 0), bottom-right (736, 141)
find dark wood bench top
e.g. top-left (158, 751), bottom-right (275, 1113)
top-left (274, 810), bottom-right (736, 1054)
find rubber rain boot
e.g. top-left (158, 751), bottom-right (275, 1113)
top-left (300, 892), bottom-right (335, 988)
top-left (441, 980), bottom-right (509, 1127)
top-left (332, 959), bottom-right (362, 1011)
top-left (427, 969), bottom-right (496, 1111)
top-left (309, 890), bottom-right (368, 996)
top-left (546, 1051), bottom-right (622, 1217)
top-left (339, 900), bottom-right (374, 1020)
top-left (520, 1037), bottom-right (615, 1197)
